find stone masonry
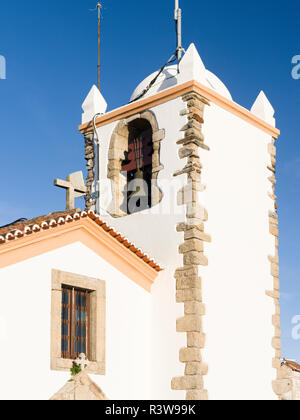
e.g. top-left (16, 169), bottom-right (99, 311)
top-left (84, 131), bottom-right (96, 211)
top-left (268, 138), bottom-right (293, 399)
top-left (171, 92), bottom-right (211, 401)
top-left (107, 111), bottom-right (164, 217)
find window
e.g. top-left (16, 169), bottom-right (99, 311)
top-left (107, 111), bottom-right (165, 218)
top-left (121, 119), bottom-right (153, 214)
top-left (51, 270), bottom-right (106, 375)
top-left (61, 286), bottom-right (91, 360)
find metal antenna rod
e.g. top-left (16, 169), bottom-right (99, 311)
top-left (96, 3), bottom-right (102, 91)
top-left (175, 0), bottom-right (183, 61)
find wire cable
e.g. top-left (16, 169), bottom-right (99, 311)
top-left (129, 52), bottom-right (178, 103)
top-left (92, 113), bottom-right (102, 145)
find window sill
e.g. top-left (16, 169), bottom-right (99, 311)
top-left (51, 357), bottom-right (105, 376)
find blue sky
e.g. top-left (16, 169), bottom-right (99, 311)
top-left (0, 0), bottom-right (299, 360)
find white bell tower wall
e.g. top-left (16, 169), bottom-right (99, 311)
top-left (79, 43), bottom-right (282, 400)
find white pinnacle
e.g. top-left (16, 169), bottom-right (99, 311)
top-left (251, 91), bottom-right (275, 127)
top-left (178, 43), bottom-right (206, 85)
top-left (81, 85), bottom-right (108, 124)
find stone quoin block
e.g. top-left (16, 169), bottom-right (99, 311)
top-left (268, 144), bottom-right (276, 156)
top-left (176, 135), bottom-right (205, 148)
top-left (184, 96), bottom-right (209, 108)
top-left (173, 91), bottom-right (210, 400)
top-left (171, 375), bottom-right (203, 391)
top-left (269, 224), bottom-right (279, 237)
top-left (183, 251), bottom-right (208, 267)
top-left (178, 144), bottom-right (200, 160)
top-left (176, 277), bottom-right (202, 290)
top-left (273, 278), bottom-right (280, 291)
top-left (277, 366), bottom-right (292, 380)
top-left (187, 332), bottom-right (206, 348)
top-left (272, 379), bottom-right (293, 396)
top-left (272, 315), bottom-right (281, 328)
top-left (266, 290), bottom-right (280, 300)
top-left (184, 301), bottom-right (206, 316)
top-left (268, 254), bottom-right (279, 264)
top-left (177, 185), bottom-right (199, 206)
top-left (272, 337), bottom-right (281, 351)
top-left (179, 239), bottom-right (204, 254)
top-left (274, 327), bottom-right (281, 339)
top-left (176, 289), bottom-right (202, 303)
top-left (174, 265), bottom-right (199, 279)
top-left (177, 316), bottom-right (202, 333)
top-left (186, 204), bottom-right (208, 221)
top-left (179, 347), bottom-right (202, 363)
top-left (185, 362), bottom-right (208, 376)
top-left (184, 229), bottom-right (211, 242)
top-left (271, 263), bottom-right (279, 278)
top-left (177, 222), bottom-right (205, 233)
top-left (272, 358), bottom-right (282, 370)
top-left (181, 119), bottom-right (203, 132)
top-left (186, 390), bottom-right (208, 401)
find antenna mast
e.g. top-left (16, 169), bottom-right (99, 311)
top-left (175, 0), bottom-right (184, 61)
top-left (96, 2), bottom-right (102, 91)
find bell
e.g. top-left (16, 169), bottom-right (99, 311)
top-left (127, 169), bottom-right (149, 213)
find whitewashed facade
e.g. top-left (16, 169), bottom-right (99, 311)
top-left (0, 43), bottom-right (282, 400)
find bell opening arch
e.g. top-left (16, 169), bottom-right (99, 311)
top-left (107, 111), bottom-right (165, 218)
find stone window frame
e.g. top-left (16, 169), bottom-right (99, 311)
top-left (107, 110), bottom-right (165, 218)
top-left (51, 269), bottom-right (106, 375)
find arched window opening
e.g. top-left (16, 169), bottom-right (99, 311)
top-left (120, 119), bottom-right (153, 214)
top-left (107, 111), bottom-right (164, 218)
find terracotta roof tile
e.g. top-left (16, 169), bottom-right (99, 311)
top-left (283, 359), bottom-right (300, 372)
top-left (0, 209), bottom-right (163, 272)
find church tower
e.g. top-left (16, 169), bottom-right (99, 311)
top-left (79, 41), bottom-right (284, 400)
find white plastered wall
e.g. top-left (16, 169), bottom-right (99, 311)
top-left (94, 93), bottom-right (277, 400)
top-left (200, 103), bottom-right (276, 400)
top-left (95, 97), bottom-right (188, 400)
top-left (0, 242), bottom-right (152, 400)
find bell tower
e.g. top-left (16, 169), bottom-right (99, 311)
top-left (79, 41), bottom-right (284, 400)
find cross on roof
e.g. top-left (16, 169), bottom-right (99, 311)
top-left (54, 171), bottom-right (87, 211)
top-left (75, 353), bottom-right (89, 372)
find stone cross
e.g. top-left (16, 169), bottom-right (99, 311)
top-left (75, 353), bottom-right (89, 371)
top-left (54, 171), bottom-right (87, 211)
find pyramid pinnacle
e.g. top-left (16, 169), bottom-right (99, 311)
top-left (82, 85), bottom-right (107, 124)
top-left (251, 91), bottom-right (275, 127)
top-left (178, 43), bottom-right (206, 85)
